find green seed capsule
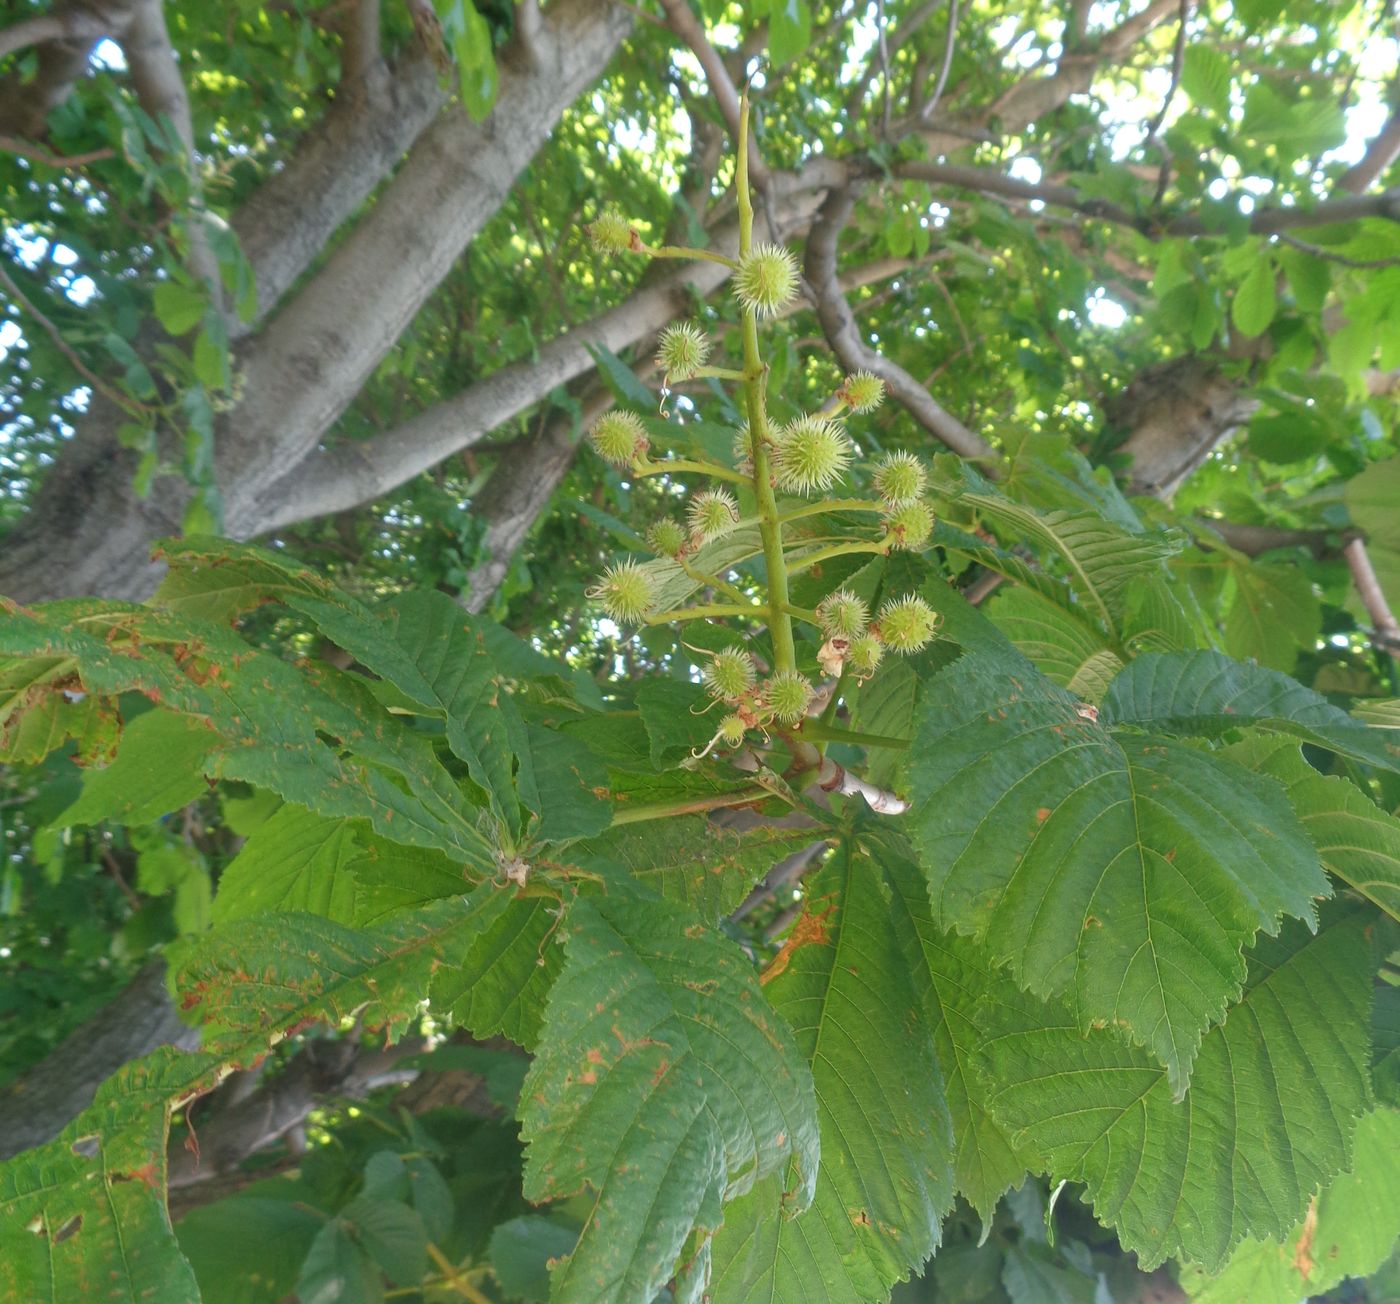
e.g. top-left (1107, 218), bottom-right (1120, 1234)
top-left (772, 416), bottom-right (852, 494)
top-left (883, 498), bottom-right (936, 549)
top-left (703, 647), bottom-right (757, 700)
top-left (734, 243), bottom-right (799, 316)
top-left (657, 322), bottom-right (710, 381)
top-left (873, 451), bottom-right (927, 507)
top-left (816, 588), bottom-right (869, 638)
top-left (589, 559), bottom-right (656, 625)
top-left (764, 670), bottom-right (813, 724)
top-left (646, 518), bottom-right (687, 558)
top-left (589, 411), bottom-right (649, 467)
top-left (877, 595), bottom-right (940, 652)
top-left (688, 488), bottom-right (740, 540)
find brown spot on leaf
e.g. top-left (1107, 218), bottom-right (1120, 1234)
top-left (1036, 807), bottom-right (1051, 823)
top-left (1293, 1199), bottom-right (1319, 1281)
top-left (53, 1214), bottom-right (82, 1244)
top-left (761, 900), bottom-right (837, 986)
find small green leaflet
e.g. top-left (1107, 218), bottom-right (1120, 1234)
top-left (909, 656), bottom-right (1328, 1096)
top-left (702, 842), bottom-right (955, 1300)
top-left (520, 895), bottom-right (818, 1303)
top-left (981, 908), bottom-right (1375, 1271)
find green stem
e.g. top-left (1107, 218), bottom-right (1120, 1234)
top-left (633, 457), bottom-right (750, 486)
top-left (680, 558), bottom-right (749, 604)
top-left (610, 784), bottom-right (779, 825)
top-left (643, 243), bottom-right (738, 268)
top-left (737, 90), bottom-right (797, 674)
top-left (815, 666), bottom-right (849, 758)
top-left (691, 365), bottom-right (746, 381)
top-left (786, 537), bottom-right (893, 576)
top-left (800, 720), bottom-right (911, 749)
top-left (644, 602), bottom-right (765, 625)
top-left (777, 498), bottom-right (886, 524)
top-left (782, 603), bottom-right (823, 628)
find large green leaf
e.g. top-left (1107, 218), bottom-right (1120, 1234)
top-left (981, 908), bottom-right (1375, 1271)
top-left (703, 841), bottom-right (955, 1300)
top-left (1181, 1108), bottom-right (1400, 1302)
top-left (908, 657), bottom-right (1329, 1096)
top-left (872, 835), bottom-right (1033, 1221)
top-left (520, 895), bottom-right (819, 1303)
top-left (1102, 649), bottom-right (1399, 771)
top-left (0, 1046), bottom-right (219, 1304)
top-left (1222, 561), bottom-right (1320, 673)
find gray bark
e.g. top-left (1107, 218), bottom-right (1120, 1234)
top-left (0, 959), bottom-right (199, 1160)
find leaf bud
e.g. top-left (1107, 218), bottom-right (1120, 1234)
top-left (703, 647), bottom-right (757, 701)
top-left (876, 595), bottom-right (940, 653)
top-left (688, 488), bottom-right (740, 540)
top-left (873, 451), bottom-right (927, 507)
top-left (646, 518), bottom-right (687, 558)
top-left (764, 669), bottom-right (813, 725)
top-left (588, 559), bottom-right (656, 625)
top-left (589, 411), bottom-right (649, 468)
top-left (816, 588), bottom-right (869, 639)
top-left (883, 498), bottom-right (936, 550)
top-left (840, 370), bottom-right (886, 412)
top-left (656, 322), bottom-right (711, 382)
top-left (772, 416), bottom-right (852, 495)
top-left (733, 242), bottom-right (799, 316)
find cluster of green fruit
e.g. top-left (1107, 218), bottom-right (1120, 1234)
top-left (582, 203), bottom-right (941, 753)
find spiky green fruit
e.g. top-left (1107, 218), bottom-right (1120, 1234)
top-left (772, 416), bottom-right (852, 494)
top-left (657, 322), bottom-right (710, 381)
top-left (877, 595), bottom-right (940, 652)
top-left (688, 488), bottom-right (739, 540)
top-left (587, 206), bottom-right (638, 255)
top-left (589, 411), bottom-right (649, 467)
top-left (646, 518), bottom-right (687, 558)
top-left (716, 714), bottom-right (749, 747)
top-left (703, 647), bottom-right (757, 701)
top-left (841, 370), bottom-right (886, 412)
top-left (734, 243), bottom-right (799, 316)
top-left (816, 588), bottom-right (868, 638)
top-left (847, 633), bottom-right (884, 678)
top-left (589, 560), bottom-right (656, 625)
top-left (873, 451), bottom-right (927, 507)
top-left (884, 498), bottom-right (936, 549)
top-left (764, 670), bottom-right (813, 725)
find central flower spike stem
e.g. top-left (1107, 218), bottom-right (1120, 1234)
top-left (737, 89), bottom-right (797, 676)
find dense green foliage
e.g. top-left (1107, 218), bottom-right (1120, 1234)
top-left (4, 0), bottom-right (1400, 1301)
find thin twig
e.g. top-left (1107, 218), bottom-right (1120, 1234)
top-left (917, 0), bottom-right (959, 122)
top-left (1344, 537), bottom-right (1400, 659)
top-left (0, 259), bottom-right (147, 416)
top-left (0, 135), bottom-right (116, 168)
top-left (1144, 0), bottom-right (1192, 206)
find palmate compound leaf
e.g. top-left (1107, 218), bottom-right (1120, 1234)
top-left (0, 1046), bottom-right (220, 1304)
top-left (519, 894), bottom-right (819, 1304)
top-left (1181, 1108), bottom-right (1400, 1303)
top-left (980, 906), bottom-right (1376, 1271)
top-left (908, 656), bottom-right (1330, 1098)
top-left (698, 839), bottom-right (955, 1301)
top-left (1102, 649), bottom-right (1400, 772)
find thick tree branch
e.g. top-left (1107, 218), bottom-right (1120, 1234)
top-left (229, 50), bottom-right (445, 333)
top-left (1338, 100), bottom-right (1400, 193)
top-left (216, 0), bottom-right (633, 528)
top-left (804, 184), bottom-right (996, 462)
top-left (339, 0), bottom-right (380, 82)
top-left (247, 176), bottom-right (835, 535)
